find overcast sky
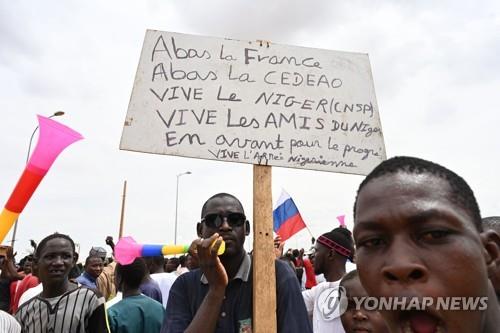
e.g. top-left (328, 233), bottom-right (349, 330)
top-left (1, 0), bottom-right (499, 260)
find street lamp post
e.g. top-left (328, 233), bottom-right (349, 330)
top-left (174, 171), bottom-right (191, 245)
top-left (10, 111), bottom-right (65, 250)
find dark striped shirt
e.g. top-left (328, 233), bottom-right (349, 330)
top-left (15, 286), bottom-right (108, 333)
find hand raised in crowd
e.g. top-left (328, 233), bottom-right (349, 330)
top-left (194, 233), bottom-right (227, 291)
top-left (105, 236), bottom-right (115, 251)
top-left (0, 245), bottom-right (21, 280)
top-left (273, 235), bottom-right (284, 259)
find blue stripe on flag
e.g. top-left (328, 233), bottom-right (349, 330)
top-left (273, 198), bottom-right (299, 231)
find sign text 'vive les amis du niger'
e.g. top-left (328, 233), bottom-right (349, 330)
top-left (120, 30), bottom-right (386, 175)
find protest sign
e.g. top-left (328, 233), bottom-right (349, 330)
top-left (120, 30), bottom-right (386, 175)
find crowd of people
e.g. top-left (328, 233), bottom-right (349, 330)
top-left (1, 155), bottom-right (500, 332)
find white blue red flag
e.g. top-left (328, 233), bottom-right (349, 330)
top-left (273, 190), bottom-right (306, 242)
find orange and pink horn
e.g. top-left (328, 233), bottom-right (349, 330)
top-left (0, 115), bottom-right (83, 242)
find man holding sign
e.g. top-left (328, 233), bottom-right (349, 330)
top-left (162, 193), bottom-right (312, 333)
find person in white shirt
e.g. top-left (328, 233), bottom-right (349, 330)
top-left (145, 256), bottom-right (178, 307)
top-left (302, 227), bottom-right (355, 333)
top-left (0, 310), bottom-right (21, 333)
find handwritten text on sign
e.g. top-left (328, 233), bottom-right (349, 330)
top-left (120, 30), bottom-right (386, 175)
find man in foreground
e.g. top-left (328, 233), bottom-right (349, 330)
top-left (162, 192), bottom-right (312, 333)
top-left (353, 156), bottom-right (500, 333)
top-left (15, 233), bottom-right (108, 332)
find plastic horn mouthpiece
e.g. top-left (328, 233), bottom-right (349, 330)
top-left (114, 236), bottom-right (225, 265)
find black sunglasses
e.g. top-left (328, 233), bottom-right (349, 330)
top-left (201, 212), bottom-right (246, 228)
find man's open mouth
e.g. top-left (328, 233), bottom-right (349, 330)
top-left (399, 310), bottom-right (445, 333)
top-left (352, 325), bottom-right (371, 332)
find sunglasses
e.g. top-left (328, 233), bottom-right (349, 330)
top-left (201, 212), bottom-right (246, 228)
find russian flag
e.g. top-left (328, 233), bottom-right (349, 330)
top-left (273, 190), bottom-right (306, 242)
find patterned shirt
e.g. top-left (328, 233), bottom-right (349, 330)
top-left (15, 286), bottom-right (108, 333)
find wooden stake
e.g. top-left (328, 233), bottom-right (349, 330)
top-left (119, 180), bottom-right (127, 239)
top-left (252, 165), bottom-right (277, 332)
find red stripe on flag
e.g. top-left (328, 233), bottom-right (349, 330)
top-left (276, 213), bottom-right (306, 242)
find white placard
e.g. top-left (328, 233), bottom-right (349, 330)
top-left (120, 30), bottom-right (386, 175)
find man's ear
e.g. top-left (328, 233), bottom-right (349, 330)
top-left (245, 220), bottom-right (250, 236)
top-left (196, 222), bottom-right (203, 238)
top-left (481, 230), bottom-right (500, 269)
top-left (327, 249), bottom-right (336, 260)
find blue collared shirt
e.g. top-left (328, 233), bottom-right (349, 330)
top-left (162, 253), bottom-right (312, 333)
top-left (76, 272), bottom-right (97, 289)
